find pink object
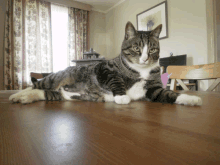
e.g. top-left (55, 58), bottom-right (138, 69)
top-left (161, 73), bottom-right (172, 88)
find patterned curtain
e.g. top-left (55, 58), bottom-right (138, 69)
top-left (4, 0), bottom-right (52, 90)
top-left (68, 8), bottom-right (88, 62)
top-left (4, 0), bottom-right (89, 90)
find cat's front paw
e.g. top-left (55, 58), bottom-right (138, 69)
top-left (114, 95), bottom-right (131, 104)
top-left (175, 94), bottom-right (202, 106)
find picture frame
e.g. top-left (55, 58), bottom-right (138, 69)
top-left (136, 1), bottom-right (168, 39)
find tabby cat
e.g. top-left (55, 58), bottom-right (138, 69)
top-left (9, 22), bottom-right (202, 106)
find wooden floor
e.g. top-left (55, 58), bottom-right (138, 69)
top-left (0, 90), bottom-right (220, 165)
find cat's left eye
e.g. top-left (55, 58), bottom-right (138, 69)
top-left (133, 46), bottom-right (139, 51)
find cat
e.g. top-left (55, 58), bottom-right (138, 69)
top-left (9, 21), bottom-right (202, 106)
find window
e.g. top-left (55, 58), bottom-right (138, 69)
top-left (51, 4), bottom-right (69, 72)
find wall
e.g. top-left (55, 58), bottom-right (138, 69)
top-left (105, 0), bottom-right (209, 90)
top-left (89, 10), bottom-right (107, 57)
top-left (0, 0), bottom-right (7, 90)
top-left (214, 0), bottom-right (220, 91)
top-left (216, 0), bottom-right (220, 62)
top-left (206, 0), bottom-right (216, 64)
top-left (205, 0), bottom-right (217, 90)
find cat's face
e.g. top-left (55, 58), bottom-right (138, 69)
top-left (121, 22), bottom-right (162, 66)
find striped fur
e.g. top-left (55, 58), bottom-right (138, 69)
top-left (9, 21), bottom-right (202, 106)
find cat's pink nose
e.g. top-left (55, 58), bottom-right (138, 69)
top-left (140, 58), bottom-right (148, 62)
top-left (139, 58), bottom-right (145, 64)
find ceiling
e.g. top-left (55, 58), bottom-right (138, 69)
top-left (74, 0), bottom-right (126, 13)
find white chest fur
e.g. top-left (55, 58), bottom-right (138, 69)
top-left (103, 80), bottom-right (147, 102)
top-left (126, 80), bottom-right (147, 100)
top-left (127, 61), bottom-right (160, 79)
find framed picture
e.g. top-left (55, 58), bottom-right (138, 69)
top-left (136, 1), bottom-right (168, 39)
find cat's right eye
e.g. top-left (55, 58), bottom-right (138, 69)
top-left (149, 49), bottom-right (156, 53)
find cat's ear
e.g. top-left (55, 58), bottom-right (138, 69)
top-left (31, 77), bottom-right (38, 84)
top-left (150, 24), bottom-right (162, 38)
top-left (125, 21), bottom-right (137, 40)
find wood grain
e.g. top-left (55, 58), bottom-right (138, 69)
top-left (0, 90), bottom-right (220, 165)
top-left (167, 62), bottom-right (220, 80)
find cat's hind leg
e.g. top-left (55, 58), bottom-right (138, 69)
top-left (9, 87), bottom-right (33, 103)
top-left (10, 88), bottom-right (65, 104)
top-left (18, 89), bottom-right (45, 104)
top-left (9, 88), bottom-right (46, 104)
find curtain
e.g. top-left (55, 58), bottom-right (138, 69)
top-left (3, 0), bottom-right (89, 90)
top-left (68, 8), bottom-right (88, 62)
top-left (4, 0), bottom-right (52, 90)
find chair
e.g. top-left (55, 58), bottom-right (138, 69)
top-left (30, 72), bottom-right (51, 80)
top-left (167, 62), bottom-right (220, 91)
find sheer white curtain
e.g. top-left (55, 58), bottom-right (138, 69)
top-left (51, 4), bottom-right (69, 72)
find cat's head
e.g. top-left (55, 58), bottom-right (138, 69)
top-left (121, 21), bottom-right (162, 66)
